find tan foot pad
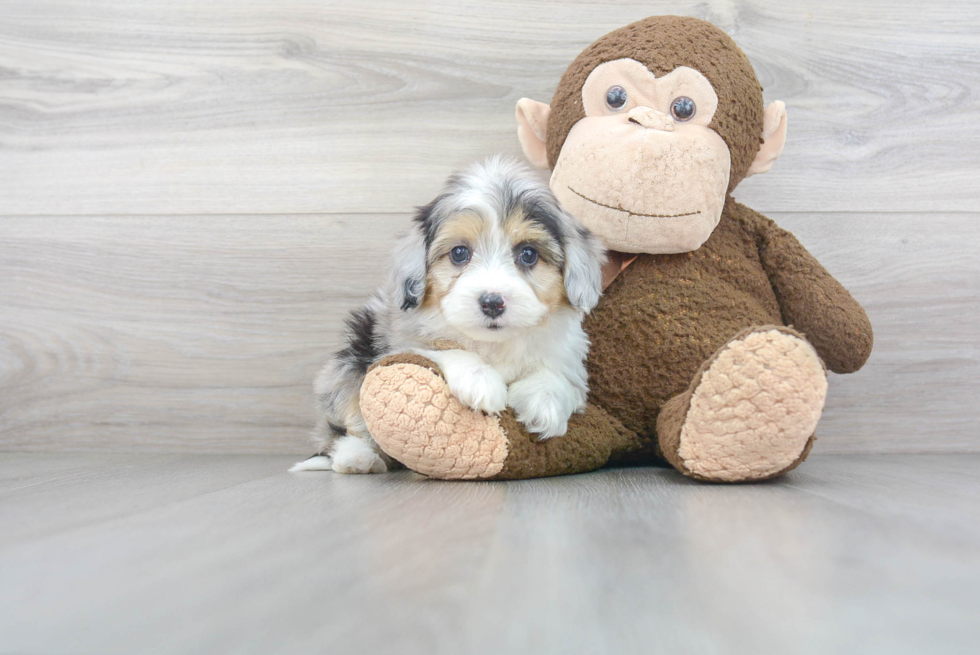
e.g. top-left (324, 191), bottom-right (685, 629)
top-left (678, 329), bottom-right (827, 482)
top-left (360, 362), bottom-right (509, 480)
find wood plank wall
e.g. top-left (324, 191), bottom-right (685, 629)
top-left (1, 1), bottom-right (978, 454)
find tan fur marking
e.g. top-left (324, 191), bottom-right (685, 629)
top-left (422, 259), bottom-right (454, 310)
top-left (525, 261), bottom-right (567, 310)
top-left (423, 212), bottom-right (488, 309)
top-left (503, 212), bottom-right (563, 264)
top-left (429, 212), bottom-right (486, 262)
top-left (502, 211), bottom-right (568, 310)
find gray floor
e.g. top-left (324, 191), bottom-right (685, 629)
top-left (1, 453), bottom-right (978, 655)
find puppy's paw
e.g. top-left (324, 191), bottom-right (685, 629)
top-left (329, 435), bottom-right (388, 474)
top-left (508, 378), bottom-right (576, 440)
top-left (444, 364), bottom-right (508, 415)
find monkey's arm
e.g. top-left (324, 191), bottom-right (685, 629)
top-left (754, 215), bottom-right (873, 374)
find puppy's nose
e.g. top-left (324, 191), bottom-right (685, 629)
top-left (480, 293), bottom-right (506, 319)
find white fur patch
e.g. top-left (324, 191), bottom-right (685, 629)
top-left (422, 349), bottom-right (509, 414)
top-left (288, 455), bottom-right (333, 472)
top-left (329, 435), bottom-right (388, 474)
top-left (507, 369), bottom-right (585, 439)
top-left (440, 255), bottom-right (548, 341)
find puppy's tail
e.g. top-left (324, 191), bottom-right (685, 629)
top-left (332, 298), bottom-right (387, 381)
top-left (310, 295), bottom-right (388, 455)
top-left (289, 455), bottom-right (332, 472)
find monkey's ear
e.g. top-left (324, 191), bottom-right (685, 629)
top-left (516, 98), bottom-right (551, 170)
top-left (746, 101), bottom-right (788, 177)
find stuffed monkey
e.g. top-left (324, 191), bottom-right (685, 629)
top-left (357, 16), bottom-right (873, 482)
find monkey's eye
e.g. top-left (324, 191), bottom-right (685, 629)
top-left (518, 246), bottom-right (539, 267)
top-left (605, 86), bottom-right (628, 111)
top-left (670, 96), bottom-right (696, 121)
top-left (450, 245), bottom-right (470, 265)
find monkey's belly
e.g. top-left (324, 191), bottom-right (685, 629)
top-left (584, 274), bottom-right (781, 439)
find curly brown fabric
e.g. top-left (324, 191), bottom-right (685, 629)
top-left (584, 198), bottom-right (872, 461)
top-left (492, 404), bottom-right (642, 480)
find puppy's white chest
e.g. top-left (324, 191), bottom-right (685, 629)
top-left (478, 342), bottom-right (540, 384)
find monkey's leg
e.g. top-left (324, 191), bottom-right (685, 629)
top-left (656, 326), bottom-right (827, 483)
top-left (359, 354), bottom-right (641, 480)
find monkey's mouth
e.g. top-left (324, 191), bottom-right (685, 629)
top-left (567, 187), bottom-right (701, 219)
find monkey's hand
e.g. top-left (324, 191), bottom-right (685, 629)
top-left (756, 213), bottom-right (873, 374)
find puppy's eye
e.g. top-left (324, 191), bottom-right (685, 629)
top-left (670, 96), bottom-right (696, 121)
top-left (605, 86), bottom-right (628, 111)
top-left (449, 245), bottom-right (470, 265)
top-left (518, 246), bottom-right (538, 267)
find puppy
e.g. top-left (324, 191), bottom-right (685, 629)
top-left (291, 157), bottom-right (605, 474)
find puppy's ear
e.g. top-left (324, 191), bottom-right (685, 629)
top-left (562, 221), bottom-right (605, 313)
top-left (392, 223), bottom-right (428, 311)
top-left (395, 193), bottom-right (446, 310)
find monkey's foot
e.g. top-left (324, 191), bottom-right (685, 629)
top-left (360, 354), bottom-right (642, 480)
top-left (359, 354), bottom-right (509, 479)
top-left (657, 326), bottom-right (827, 482)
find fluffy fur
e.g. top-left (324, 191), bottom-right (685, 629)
top-left (291, 157), bottom-right (605, 474)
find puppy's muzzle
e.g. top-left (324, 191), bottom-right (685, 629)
top-left (479, 293), bottom-right (506, 319)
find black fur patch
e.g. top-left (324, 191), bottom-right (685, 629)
top-left (525, 200), bottom-right (566, 254)
top-left (327, 422), bottom-right (346, 438)
top-left (414, 193), bottom-right (448, 250)
top-left (404, 195), bottom-right (445, 311)
top-left (401, 277), bottom-right (422, 311)
top-left (336, 306), bottom-right (382, 375)
top-left (494, 177), bottom-right (565, 252)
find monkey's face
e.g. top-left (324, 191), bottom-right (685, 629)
top-left (516, 21), bottom-right (787, 257)
top-left (549, 59), bottom-right (730, 254)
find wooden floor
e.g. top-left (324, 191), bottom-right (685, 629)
top-left (1, 453), bottom-right (978, 655)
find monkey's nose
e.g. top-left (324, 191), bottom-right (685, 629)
top-left (480, 293), bottom-right (506, 319)
top-left (628, 106), bottom-right (674, 131)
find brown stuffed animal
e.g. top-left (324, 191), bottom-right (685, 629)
top-left (358, 15), bottom-right (873, 482)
